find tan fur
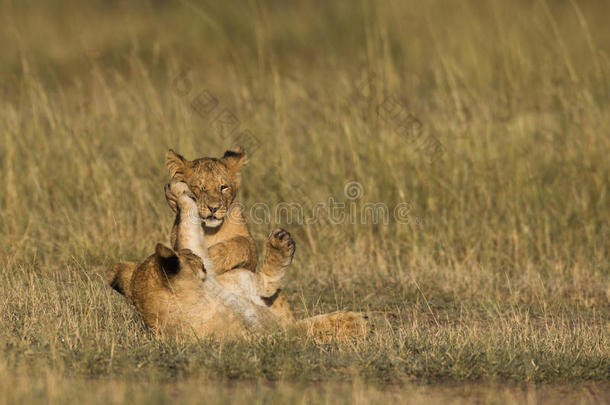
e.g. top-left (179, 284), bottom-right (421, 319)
top-left (165, 147), bottom-right (257, 274)
top-left (295, 311), bottom-right (370, 344)
top-left (127, 246), bottom-right (279, 339)
top-left (164, 147), bottom-right (296, 324)
top-left (108, 261), bottom-right (137, 299)
top-left (108, 181), bottom-right (369, 341)
top-left (113, 182), bottom-right (280, 339)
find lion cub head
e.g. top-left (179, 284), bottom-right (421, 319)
top-left (165, 147), bottom-right (247, 228)
top-left (152, 243), bottom-right (207, 288)
top-left (128, 244), bottom-right (208, 335)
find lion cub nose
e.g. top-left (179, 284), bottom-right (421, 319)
top-left (208, 205), bottom-right (220, 214)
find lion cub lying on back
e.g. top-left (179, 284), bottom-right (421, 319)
top-left (109, 182), bottom-right (369, 340)
top-left (127, 181), bottom-right (278, 337)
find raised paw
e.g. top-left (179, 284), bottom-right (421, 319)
top-left (165, 180), bottom-right (196, 212)
top-left (266, 228), bottom-right (296, 267)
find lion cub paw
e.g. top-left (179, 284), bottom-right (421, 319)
top-left (266, 228), bottom-right (296, 267)
top-left (165, 180), bottom-right (196, 212)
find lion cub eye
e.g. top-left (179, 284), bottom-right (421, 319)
top-left (219, 185), bottom-right (229, 192)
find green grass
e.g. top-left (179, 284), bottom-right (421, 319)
top-left (0, 0), bottom-right (609, 403)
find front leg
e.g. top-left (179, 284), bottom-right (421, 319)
top-left (169, 214), bottom-right (179, 250)
top-left (165, 181), bottom-right (208, 261)
top-left (208, 236), bottom-right (257, 275)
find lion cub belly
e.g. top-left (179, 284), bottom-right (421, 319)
top-left (216, 270), bottom-right (266, 307)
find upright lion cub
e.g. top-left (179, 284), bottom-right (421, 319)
top-left (165, 147), bottom-right (295, 323)
top-left (165, 147), bottom-right (294, 279)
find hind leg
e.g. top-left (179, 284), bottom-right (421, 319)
top-left (296, 311), bottom-right (370, 343)
top-left (262, 290), bottom-right (296, 326)
top-left (257, 229), bottom-right (296, 326)
top-left (257, 228), bottom-right (295, 297)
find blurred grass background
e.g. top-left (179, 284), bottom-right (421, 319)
top-left (0, 0), bottom-right (609, 403)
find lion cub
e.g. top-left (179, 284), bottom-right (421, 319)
top-left (165, 147), bottom-right (295, 322)
top-left (122, 181), bottom-right (280, 338)
top-left (108, 182), bottom-right (370, 341)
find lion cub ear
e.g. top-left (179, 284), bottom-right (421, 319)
top-left (220, 146), bottom-right (247, 182)
top-left (155, 243), bottom-right (180, 275)
top-left (166, 149), bottom-right (190, 181)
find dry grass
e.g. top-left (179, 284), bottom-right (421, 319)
top-left (0, 0), bottom-right (609, 403)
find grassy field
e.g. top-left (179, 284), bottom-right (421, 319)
top-left (0, 0), bottom-right (609, 403)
